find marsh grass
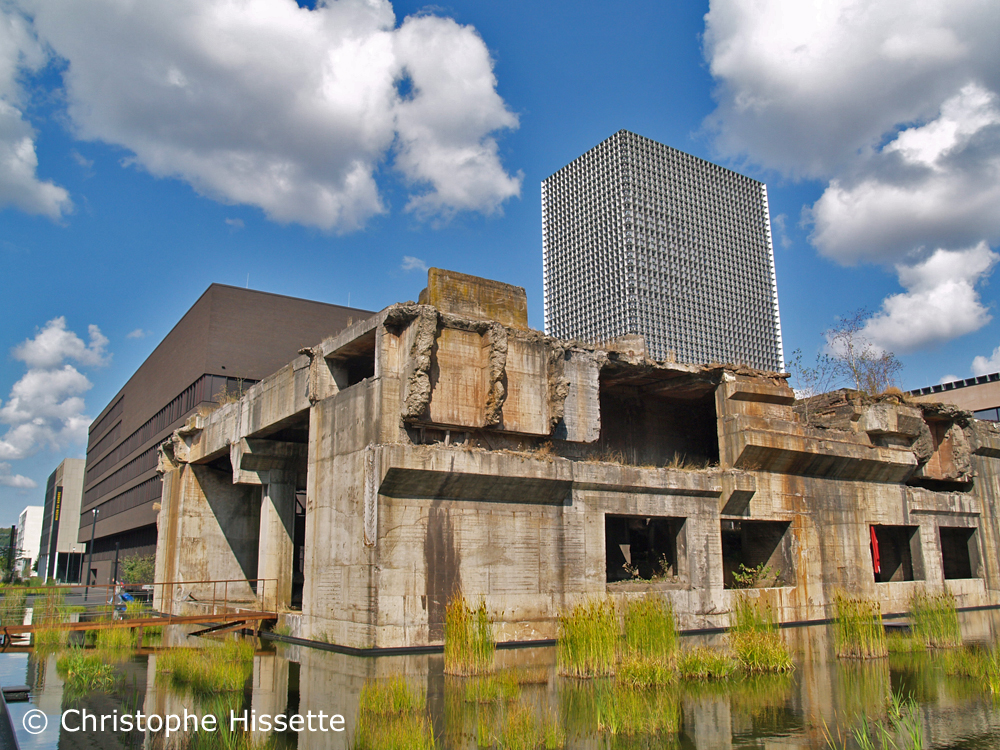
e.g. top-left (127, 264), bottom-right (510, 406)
top-left (910, 591), bottom-right (961, 648)
top-left (157, 639), bottom-right (254, 696)
top-left (825, 689), bottom-right (923, 750)
top-left (0, 585), bottom-right (27, 624)
top-left (95, 625), bottom-right (140, 661)
top-left (558, 598), bottom-right (618, 677)
top-left (939, 645), bottom-right (1000, 697)
top-left (728, 595), bottom-right (793, 674)
top-left (353, 675), bottom-right (436, 750)
top-left (834, 593), bottom-right (887, 659)
top-left (56, 648), bottom-right (118, 693)
top-left (594, 683), bottom-right (681, 738)
top-left (676, 647), bottom-right (737, 680)
top-left (445, 594), bottom-right (495, 675)
top-left (460, 672), bottom-right (521, 703)
top-left (886, 631), bottom-right (926, 654)
top-left (494, 703), bottom-right (565, 750)
top-left (622, 596), bottom-right (676, 660)
top-left (616, 655), bottom-right (676, 687)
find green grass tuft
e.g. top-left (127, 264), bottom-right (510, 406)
top-left (834, 592), bottom-right (887, 659)
top-left (353, 675), bottom-right (436, 750)
top-left (910, 590), bottom-right (961, 648)
top-left (557, 598), bottom-right (618, 678)
top-left (444, 594), bottom-right (495, 675)
top-left (676, 646), bottom-right (738, 680)
top-left (157, 638), bottom-right (254, 696)
top-left (728, 594), bottom-right (793, 674)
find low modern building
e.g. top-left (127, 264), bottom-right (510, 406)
top-left (909, 373), bottom-right (1000, 421)
top-left (14, 506), bottom-right (43, 578)
top-left (38, 459), bottom-right (85, 583)
top-left (154, 269), bottom-right (1000, 649)
top-left (81, 284), bottom-right (371, 588)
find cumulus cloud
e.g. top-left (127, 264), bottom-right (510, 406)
top-left (0, 5), bottom-right (71, 218)
top-left (12, 316), bottom-right (109, 369)
top-left (15, 0), bottom-right (520, 231)
top-left (973, 347), bottom-right (1000, 376)
top-left (0, 318), bottom-right (107, 461)
top-left (401, 255), bottom-right (427, 273)
top-left (0, 461), bottom-right (35, 488)
top-left (861, 244), bottom-right (998, 354)
top-left (704, 1), bottom-right (1000, 353)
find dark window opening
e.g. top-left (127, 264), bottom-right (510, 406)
top-left (940, 526), bottom-right (979, 580)
top-left (595, 371), bottom-right (719, 467)
top-left (291, 491), bottom-right (306, 609)
top-left (328, 329), bottom-right (377, 389)
top-left (721, 520), bottom-right (792, 589)
top-left (606, 515), bottom-right (686, 583)
top-left (870, 525), bottom-right (923, 582)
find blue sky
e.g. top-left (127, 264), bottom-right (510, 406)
top-left (2, 0), bottom-right (1000, 523)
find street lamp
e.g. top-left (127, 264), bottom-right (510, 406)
top-left (83, 508), bottom-right (98, 601)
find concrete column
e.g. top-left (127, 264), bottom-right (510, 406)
top-left (251, 654), bottom-right (290, 744)
top-left (258, 469), bottom-right (296, 611)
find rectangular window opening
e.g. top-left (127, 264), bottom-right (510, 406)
top-left (870, 524), bottom-right (924, 583)
top-left (721, 519), bottom-right (792, 589)
top-left (606, 514), bottom-right (687, 584)
top-left (940, 526), bottom-right (979, 580)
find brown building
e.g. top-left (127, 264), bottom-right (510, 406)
top-left (909, 373), bottom-right (1000, 421)
top-left (80, 284), bottom-right (371, 586)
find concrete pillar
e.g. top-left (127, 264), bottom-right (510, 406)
top-left (252, 653), bottom-right (290, 744)
top-left (258, 469), bottom-right (296, 611)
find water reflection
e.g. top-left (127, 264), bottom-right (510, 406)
top-left (4, 611), bottom-right (1000, 748)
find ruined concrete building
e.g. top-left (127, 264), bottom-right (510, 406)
top-left (154, 269), bottom-right (1000, 649)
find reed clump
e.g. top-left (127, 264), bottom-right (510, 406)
top-left (56, 648), bottom-right (118, 693)
top-left (728, 594), bottom-right (793, 674)
top-left (0, 586), bottom-right (27, 625)
top-left (494, 702), bottom-right (564, 750)
top-left (95, 625), bottom-right (141, 661)
top-left (594, 683), bottom-right (681, 738)
top-left (834, 592), bottom-right (887, 659)
top-left (940, 645), bottom-right (1000, 697)
top-left (352, 675), bottom-right (436, 750)
top-left (676, 646), bottom-right (738, 680)
top-left (557, 598), bottom-right (618, 677)
top-left (444, 594), bottom-right (495, 675)
top-left (157, 638), bottom-right (254, 695)
top-left (910, 591), bottom-right (961, 648)
top-left (622, 596), bottom-right (677, 660)
top-left (460, 671), bottom-right (521, 703)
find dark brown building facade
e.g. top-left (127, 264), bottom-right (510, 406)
top-left (80, 284), bottom-right (371, 586)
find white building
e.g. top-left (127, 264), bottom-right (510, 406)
top-left (15, 506), bottom-right (43, 578)
top-left (542, 129), bottom-right (784, 371)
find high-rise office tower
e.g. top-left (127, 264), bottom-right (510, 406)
top-left (542, 130), bottom-right (784, 371)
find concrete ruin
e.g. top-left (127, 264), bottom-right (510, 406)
top-left (153, 268), bottom-right (1000, 649)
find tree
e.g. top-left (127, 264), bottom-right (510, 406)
top-left (824, 309), bottom-right (903, 395)
top-left (786, 348), bottom-right (836, 399)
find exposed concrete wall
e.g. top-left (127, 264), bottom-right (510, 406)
top-left (153, 270), bottom-right (1000, 648)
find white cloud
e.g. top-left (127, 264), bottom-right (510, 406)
top-left (16, 0), bottom-right (520, 231)
top-left (0, 6), bottom-right (72, 219)
top-left (0, 318), bottom-right (107, 461)
top-left (939, 373), bottom-right (961, 384)
top-left (126, 328), bottom-right (150, 339)
top-left (401, 255), bottom-right (427, 273)
top-left (704, 0), bottom-right (1000, 266)
top-left (225, 218), bottom-right (244, 230)
top-left (0, 461), bottom-right (35, 488)
top-left (862, 244), bottom-right (997, 354)
top-left (12, 316), bottom-right (109, 369)
top-left (973, 346), bottom-right (1000, 376)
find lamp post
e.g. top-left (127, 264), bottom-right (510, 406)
top-left (71, 545), bottom-right (77, 584)
top-left (83, 508), bottom-right (98, 601)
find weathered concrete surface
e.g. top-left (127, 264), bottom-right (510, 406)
top-left (154, 269), bottom-right (1000, 648)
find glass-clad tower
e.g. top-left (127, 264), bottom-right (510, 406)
top-left (542, 130), bottom-right (784, 371)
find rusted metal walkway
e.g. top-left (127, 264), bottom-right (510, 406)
top-left (0, 578), bottom-right (277, 648)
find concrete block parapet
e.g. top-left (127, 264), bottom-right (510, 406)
top-left (152, 268), bottom-right (1000, 649)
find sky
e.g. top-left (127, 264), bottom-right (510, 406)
top-left (2, 0), bottom-right (1000, 523)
